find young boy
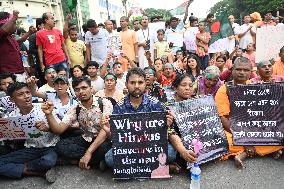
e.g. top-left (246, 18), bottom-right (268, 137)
top-left (154, 29), bottom-right (170, 59)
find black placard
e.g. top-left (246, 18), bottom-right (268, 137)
top-left (170, 95), bottom-right (228, 165)
top-left (109, 112), bottom-right (170, 180)
top-left (228, 83), bottom-right (284, 146)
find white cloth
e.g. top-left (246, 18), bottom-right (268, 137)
top-left (237, 23), bottom-right (256, 49)
top-left (9, 103), bottom-right (60, 148)
top-left (137, 28), bottom-right (156, 69)
top-left (91, 76), bottom-right (104, 93)
top-left (85, 29), bottom-right (109, 65)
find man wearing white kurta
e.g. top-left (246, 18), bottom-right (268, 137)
top-left (137, 16), bottom-right (156, 69)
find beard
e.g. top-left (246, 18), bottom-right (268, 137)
top-left (129, 89), bottom-right (145, 99)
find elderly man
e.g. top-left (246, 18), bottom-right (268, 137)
top-left (215, 57), bottom-right (283, 169)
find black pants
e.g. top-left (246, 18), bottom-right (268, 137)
top-left (55, 136), bottom-right (111, 168)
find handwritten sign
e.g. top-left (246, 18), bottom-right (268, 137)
top-left (167, 32), bottom-right (184, 47)
top-left (228, 83), bottom-right (284, 145)
top-left (184, 27), bottom-right (199, 51)
top-left (110, 112), bottom-right (169, 180)
top-left (0, 96), bottom-right (17, 114)
top-left (255, 25), bottom-right (284, 63)
top-left (0, 115), bottom-right (42, 140)
top-left (170, 95), bottom-right (228, 165)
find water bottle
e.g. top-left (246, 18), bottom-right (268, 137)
top-left (190, 163), bottom-right (201, 189)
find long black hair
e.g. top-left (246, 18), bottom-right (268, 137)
top-left (186, 54), bottom-right (201, 77)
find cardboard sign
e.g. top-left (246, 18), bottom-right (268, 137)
top-left (149, 22), bottom-right (165, 33)
top-left (184, 27), bottom-right (199, 51)
top-left (110, 112), bottom-right (170, 180)
top-left (166, 32), bottom-right (184, 47)
top-left (0, 115), bottom-right (42, 140)
top-left (0, 96), bottom-right (17, 114)
top-left (229, 83), bottom-right (284, 145)
top-left (170, 96), bottom-right (228, 165)
top-left (255, 26), bottom-right (284, 63)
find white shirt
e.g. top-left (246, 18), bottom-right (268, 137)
top-left (237, 23), bottom-right (256, 49)
top-left (91, 76), bottom-right (105, 93)
top-left (115, 72), bottom-right (127, 91)
top-left (38, 83), bottom-right (55, 93)
top-left (85, 29), bottom-right (109, 65)
top-left (231, 23), bottom-right (240, 35)
top-left (137, 28), bottom-right (156, 69)
top-left (9, 103), bottom-right (60, 148)
top-left (46, 92), bottom-right (78, 120)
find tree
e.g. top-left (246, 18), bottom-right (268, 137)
top-left (209, 0), bottom-right (284, 23)
top-left (144, 8), bottom-right (172, 21)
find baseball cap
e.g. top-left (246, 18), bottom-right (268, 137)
top-left (53, 75), bottom-right (68, 83)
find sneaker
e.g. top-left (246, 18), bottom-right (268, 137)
top-left (45, 167), bottom-right (58, 183)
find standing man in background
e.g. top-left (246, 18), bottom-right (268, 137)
top-left (36, 12), bottom-right (71, 76)
top-left (85, 19), bottom-right (108, 66)
top-left (119, 16), bottom-right (138, 66)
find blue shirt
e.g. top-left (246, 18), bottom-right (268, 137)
top-left (113, 94), bottom-right (165, 114)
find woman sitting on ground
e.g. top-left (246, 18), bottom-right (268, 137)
top-left (193, 65), bottom-right (223, 97)
top-left (168, 73), bottom-right (198, 171)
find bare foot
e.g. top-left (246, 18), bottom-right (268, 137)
top-left (234, 152), bottom-right (247, 169)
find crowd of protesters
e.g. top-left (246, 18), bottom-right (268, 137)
top-left (0, 2), bottom-right (283, 183)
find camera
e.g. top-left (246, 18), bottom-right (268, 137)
top-left (144, 39), bottom-right (150, 50)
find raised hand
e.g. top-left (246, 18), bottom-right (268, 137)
top-left (41, 101), bottom-right (54, 115)
top-left (13, 10), bottom-right (19, 19)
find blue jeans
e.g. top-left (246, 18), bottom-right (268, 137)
top-left (0, 147), bottom-right (57, 178)
top-left (105, 143), bottom-right (177, 168)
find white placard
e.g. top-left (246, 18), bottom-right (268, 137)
top-left (167, 32), bottom-right (184, 47)
top-left (255, 26), bottom-right (284, 63)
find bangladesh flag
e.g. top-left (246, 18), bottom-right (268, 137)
top-left (170, 0), bottom-right (193, 15)
top-left (67, 0), bottom-right (77, 11)
top-left (208, 12), bottom-right (235, 54)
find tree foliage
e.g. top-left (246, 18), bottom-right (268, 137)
top-left (209, 0), bottom-right (284, 22)
top-left (144, 8), bottom-right (172, 21)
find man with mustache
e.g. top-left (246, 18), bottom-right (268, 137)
top-left (102, 68), bottom-right (190, 168)
top-left (42, 76), bottom-right (113, 170)
top-left (215, 57), bottom-right (283, 169)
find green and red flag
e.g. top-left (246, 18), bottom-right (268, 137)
top-left (208, 12), bottom-right (235, 54)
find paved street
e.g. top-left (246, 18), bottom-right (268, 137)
top-left (0, 156), bottom-right (283, 189)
